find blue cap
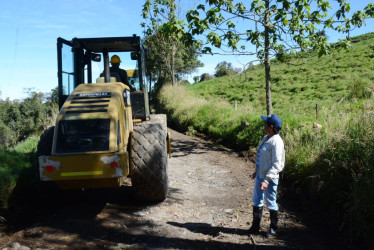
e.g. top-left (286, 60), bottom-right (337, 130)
top-left (261, 114), bottom-right (282, 130)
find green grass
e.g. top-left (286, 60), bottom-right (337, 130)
top-left (189, 33), bottom-right (374, 116)
top-left (0, 137), bottom-right (38, 208)
top-left (156, 32), bottom-right (374, 248)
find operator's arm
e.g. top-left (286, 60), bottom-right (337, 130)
top-left (119, 69), bottom-right (129, 85)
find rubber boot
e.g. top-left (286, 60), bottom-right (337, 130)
top-left (266, 210), bottom-right (278, 238)
top-left (248, 206), bottom-right (263, 234)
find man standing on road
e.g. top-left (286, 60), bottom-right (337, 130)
top-left (248, 114), bottom-right (285, 238)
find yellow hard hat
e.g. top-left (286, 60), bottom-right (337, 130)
top-left (110, 55), bottom-right (121, 64)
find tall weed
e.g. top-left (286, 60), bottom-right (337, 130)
top-left (315, 114), bottom-right (374, 247)
top-left (157, 84), bottom-right (262, 149)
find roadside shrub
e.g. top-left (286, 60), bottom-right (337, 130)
top-left (156, 84), bottom-right (259, 149)
top-left (0, 137), bottom-right (38, 208)
top-left (299, 114), bottom-right (374, 248)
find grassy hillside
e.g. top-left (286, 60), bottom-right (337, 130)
top-left (156, 33), bottom-right (374, 248)
top-left (190, 32), bottom-right (374, 116)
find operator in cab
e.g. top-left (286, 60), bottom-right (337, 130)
top-left (106, 55), bottom-right (136, 91)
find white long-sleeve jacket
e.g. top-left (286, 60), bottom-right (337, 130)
top-left (257, 134), bottom-right (285, 183)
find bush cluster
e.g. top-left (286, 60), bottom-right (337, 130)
top-left (0, 137), bottom-right (38, 208)
top-left (214, 61), bottom-right (240, 77)
top-left (0, 90), bottom-right (58, 147)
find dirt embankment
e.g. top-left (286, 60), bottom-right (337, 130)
top-left (0, 129), bottom-right (349, 249)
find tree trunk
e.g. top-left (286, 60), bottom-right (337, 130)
top-left (149, 74), bottom-right (152, 94)
top-left (170, 0), bottom-right (176, 86)
top-left (264, 0), bottom-right (272, 115)
top-left (171, 42), bottom-right (176, 85)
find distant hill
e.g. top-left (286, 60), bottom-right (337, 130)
top-left (189, 32), bottom-right (374, 115)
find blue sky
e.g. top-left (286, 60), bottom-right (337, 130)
top-left (0, 0), bottom-right (373, 100)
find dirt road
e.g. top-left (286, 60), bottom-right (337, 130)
top-left (1, 129), bottom-right (348, 249)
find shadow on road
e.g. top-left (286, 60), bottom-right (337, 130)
top-left (171, 136), bottom-right (226, 158)
top-left (167, 221), bottom-right (249, 236)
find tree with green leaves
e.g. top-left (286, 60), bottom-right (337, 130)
top-left (193, 75), bottom-right (200, 83)
top-left (156, 0), bottom-right (374, 114)
top-left (200, 72), bottom-right (214, 82)
top-left (142, 0), bottom-right (203, 90)
top-left (144, 30), bottom-right (203, 91)
top-left (215, 61), bottom-right (240, 77)
top-left (0, 89), bottom-right (58, 147)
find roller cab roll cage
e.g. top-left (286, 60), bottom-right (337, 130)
top-left (57, 35), bottom-right (149, 120)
